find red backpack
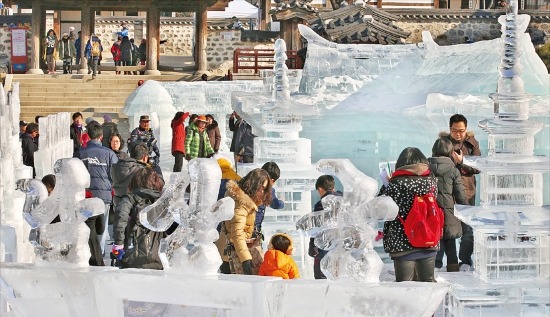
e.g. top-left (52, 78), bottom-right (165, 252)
top-left (392, 170), bottom-right (444, 248)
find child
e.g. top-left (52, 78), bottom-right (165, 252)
top-left (259, 233), bottom-right (299, 279)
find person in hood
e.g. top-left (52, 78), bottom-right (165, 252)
top-left (429, 138), bottom-right (468, 272)
top-left (259, 233), bottom-right (300, 279)
top-left (379, 147), bottom-right (438, 282)
top-left (171, 111), bottom-right (190, 172)
top-left (439, 114), bottom-right (481, 271)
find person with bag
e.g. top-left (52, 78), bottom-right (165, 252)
top-left (84, 34), bottom-right (103, 79)
top-left (379, 147), bottom-right (439, 282)
top-left (111, 36), bottom-right (122, 75)
top-left (111, 167), bottom-right (165, 269)
top-left (429, 138), bottom-right (469, 272)
top-left (215, 168), bottom-right (273, 275)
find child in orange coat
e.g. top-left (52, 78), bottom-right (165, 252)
top-left (259, 233), bottom-right (300, 279)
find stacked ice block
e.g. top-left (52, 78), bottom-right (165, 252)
top-left (34, 112), bottom-right (73, 179)
top-left (445, 2), bottom-right (550, 315)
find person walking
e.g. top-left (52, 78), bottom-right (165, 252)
top-left (57, 32), bottom-right (76, 74)
top-left (43, 29), bottom-right (58, 74)
top-left (74, 31), bottom-right (82, 66)
top-left (84, 34), bottom-right (103, 79)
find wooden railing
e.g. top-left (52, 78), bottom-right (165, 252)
top-left (232, 48), bottom-right (303, 75)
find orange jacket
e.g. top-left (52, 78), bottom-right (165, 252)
top-left (259, 250), bottom-right (300, 279)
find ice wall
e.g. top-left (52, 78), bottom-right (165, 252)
top-left (34, 112), bottom-right (73, 179)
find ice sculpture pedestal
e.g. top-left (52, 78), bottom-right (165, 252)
top-left (1, 264), bottom-right (449, 317)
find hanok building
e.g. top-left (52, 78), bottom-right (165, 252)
top-left (307, 4), bottom-right (410, 44)
top-left (2, 0), bottom-right (226, 74)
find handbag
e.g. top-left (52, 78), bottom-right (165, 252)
top-left (442, 209), bottom-right (462, 240)
top-left (224, 223), bottom-right (263, 275)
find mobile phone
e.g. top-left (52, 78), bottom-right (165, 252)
top-left (454, 149), bottom-right (461, 154)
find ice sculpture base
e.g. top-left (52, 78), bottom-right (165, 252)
top-left (1, 263), bottom-right (449, 317)
top-left (439, 272), bottom-right (550, 317)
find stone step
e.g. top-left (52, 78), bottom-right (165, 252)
top-left (21, 96), bottom-right (129, 102)
top-left (19, 91), bottom-right (136, 98)
top-left (17, 83), bottom-right (140, 90)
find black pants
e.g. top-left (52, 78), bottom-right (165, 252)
top-left (393, 256), bottom-right (436, 282)
top-left (173, 151), bottom-right (184, 172)
top-left (435, 239), bottom-right (458, 268)
top-left (459, 222), bottom-right (474, 266)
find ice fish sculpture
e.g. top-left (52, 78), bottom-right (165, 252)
top-left (296, 159), bottom-right (398, 282)
top-left (152, 159), bottom-right (234, 274)
top-left (19, 158), bottom-right (105, 267)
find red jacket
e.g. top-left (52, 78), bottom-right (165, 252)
top-left (171, 112), bottom-right (190, 154)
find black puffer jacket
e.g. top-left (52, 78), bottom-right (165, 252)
top-left (113, 188), bottom-right (160, 246)
top-left (379, 163), bottom-right (438, 256)
top-left (428, 157), bottom-right (468, 212)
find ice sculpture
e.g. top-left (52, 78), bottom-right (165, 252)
top-left (143, 158), bottom-right (234, 274)
top-left (0, 82), bottom-right (34, 263)
top-left (34, 112), bottom-right (74, 179)
top-left (23, 158), bottom-right (106, 267)
top-left (296, 159), bottom-right (398, 282)
top-left (441, 2), bottom-right (550, 315)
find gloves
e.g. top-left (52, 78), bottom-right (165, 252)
top-left (185, 154), bottom-right (192, 161)
top-left (241, 260), bottom-right (252, 275)
top-left (111, 244), bottom-right (125, 261)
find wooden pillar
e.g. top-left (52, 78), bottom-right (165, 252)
top-left (377, 0), bottom-right (383, 8)
top-left (259, 0), bottom-right (271, 31)
top-left (27, 0), bottom-right (43, 73)
top-left (145, 3), bottom-right (161, 75)
top-left (194, 1), bottom-right (208, 75)
top-left (78, 4), bottom-right (91, 73)
top-left (39, 6), bottom-right (46, 70)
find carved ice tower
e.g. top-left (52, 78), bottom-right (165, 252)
top-left (232, 39), bottom-right (320, 277)
top-left (445, 2), bottom-right (550, 315)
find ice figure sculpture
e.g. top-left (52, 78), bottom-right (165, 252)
top-left (443, 2), bottom-right (550, 315)
top-left (34, 112), bottom-right (74, 178)
top-left (0, 82), bottom-right (34, 263)
top-left (296, 159), bottom-right (398, 282)
top-left (144, 159), bottom-right (234, 274)
top-left (23, 158), bottom-right (106, 267)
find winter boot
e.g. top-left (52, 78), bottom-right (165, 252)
top-left (447, 264), bottom-right (460, 272)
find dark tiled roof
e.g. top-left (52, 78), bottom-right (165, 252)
top-left (241, 30), bottom-right (279, 42)
top-left (308, 4), bottom-right (410, 44)
top-left (270, 0), bottom-right (319, 14)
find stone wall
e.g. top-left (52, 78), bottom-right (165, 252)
top-left (396, 19), bottom-right (550, 45)
top-left (207, 29), bottom-right (274, 75)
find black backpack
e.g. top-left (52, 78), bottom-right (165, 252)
top-left (121, 196), bottom-right (165, 270)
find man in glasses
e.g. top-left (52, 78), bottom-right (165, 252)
top-left (439, 114), bottom-right (481, 272)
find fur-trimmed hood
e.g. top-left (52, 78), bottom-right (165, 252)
top-left (438, 131), bottom-right (479, 148)
top-left (439, 131), bottom-right (475, 138)
top-left (225, 180), bottom-right (258, 212)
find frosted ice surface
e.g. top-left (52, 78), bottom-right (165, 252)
top-left (34, 113), bottom-right (73, 178)
top-left (34, 222), bottom-right (93, 267)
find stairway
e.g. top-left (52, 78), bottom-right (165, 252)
top-left (13, 74), bottom-right (189, 124)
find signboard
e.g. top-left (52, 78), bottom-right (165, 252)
top-left (10, 28), bottom-right (28, 73)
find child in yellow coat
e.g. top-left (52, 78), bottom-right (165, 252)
top-left (259, 233), bottom-right (300, 279)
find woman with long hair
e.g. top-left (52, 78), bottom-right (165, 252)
top-left (216, 168), bottom-right (273, 275)
top-left (379, 147), bottom-right (439, 282)
top-left (112, 167), bottom-right (165, 269)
